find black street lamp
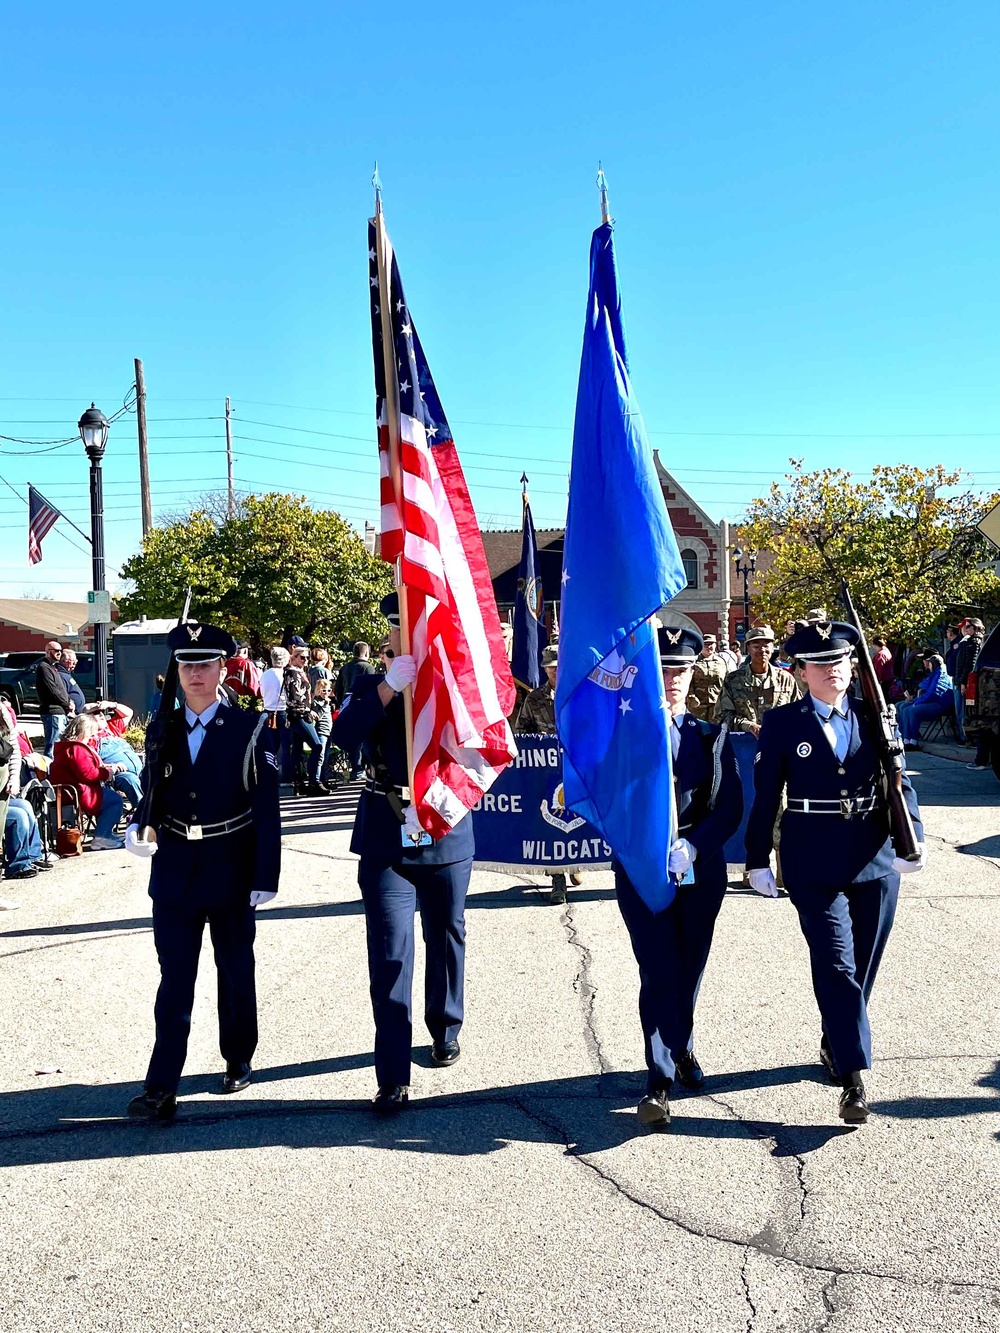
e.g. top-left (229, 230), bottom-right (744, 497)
top-left (78, 403), bottom-right (110, 699)
top-left (732, 546), bottom-right (758, 646)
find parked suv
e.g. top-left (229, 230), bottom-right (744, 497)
top-left (965, 622), bottom-right (1000, 781)
top-left (0, 651), bottom-right (114, 715)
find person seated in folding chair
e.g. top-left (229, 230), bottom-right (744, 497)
top-left (49, 714), bottom-right (126, 851)
top-left (896, 652), bottom-right (953, 750)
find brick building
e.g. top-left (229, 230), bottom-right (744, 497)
top-left (0, 599), bottom-right (96, 654)
top-left (482, 458), bottom-right (755, 646)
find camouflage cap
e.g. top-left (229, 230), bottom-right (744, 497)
top-left (745, 624), bottom-right (775, 644)
top-left (541, 645), bottom-right (558, 667)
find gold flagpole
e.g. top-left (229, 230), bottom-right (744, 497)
top-left (372, 172), bottom-right (418, 808)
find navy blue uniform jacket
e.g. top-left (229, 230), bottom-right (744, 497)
top-left (331, 674), bottom-right (473, 867)
top-left (614, 714), bottom-right (743, 889)
top-left (144, 706), bottom-right (282, 910)
top-left (745, 697), bottom-right (923, 887)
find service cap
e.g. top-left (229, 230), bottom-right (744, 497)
top-left (379, 591), bottom-right (401, 628)
top-left (657, 625), bottom-right (703, 666)
top-left (167, 621), bottom-right (237, 664)
top-left (784, 620), bottom-right (860, 664)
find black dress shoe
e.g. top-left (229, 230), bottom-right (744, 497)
top-left (839, 1082), bottom-right (869, 1124)
top-left (127, 1090), bottom-right (177, 1121)
top-left (636, 1085), bottom-right (671, 1128)
top-left (372, 1085), bottom-right (409, 1115)
top-left (221, 1062), bottom-right (252, 1094)
top-left (430, 1039), bottom-right (461, 1067)
top-left (675, 1051), bottom-right (705, 1089)
top-left (819, 1037), bottom-right (839, 1084)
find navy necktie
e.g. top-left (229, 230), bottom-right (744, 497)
top-left (670, 717), bottom-right (681, 763)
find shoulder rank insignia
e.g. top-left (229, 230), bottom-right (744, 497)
top-left (815, 623), bottom-right (831, 639)
top-left (664, 629), bottom-right (681, 644)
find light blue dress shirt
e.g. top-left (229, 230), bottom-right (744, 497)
top-left (812, 696), bottom-right (851, 762)
top-left (184, 697), bottom-right (224, 764)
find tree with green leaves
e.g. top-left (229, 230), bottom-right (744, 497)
top-left (738, 462), bottom-right (1000, 644)
top-left (118, 492), bottom-right (393, 653)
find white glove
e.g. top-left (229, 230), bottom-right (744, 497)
top-left (125, 825), bottom-right (157, 858)
top-left (402, 803), bottom-right (424, 843)
top-left (668, 838), bottom-right (697, 876)
top-left (250, 890), bottom-right (277, 907)
top-left (748, 867), bottom-right (779, 898)
top-left (384, 654), bottom-right (417, 693)
top-left (892, 843), bottom-right (927, 875)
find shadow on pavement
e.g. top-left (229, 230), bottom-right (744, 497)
top-left (0, 1063), bottom-right (872, 1169)
top-left (956, 835), bottom-right (1000, 859)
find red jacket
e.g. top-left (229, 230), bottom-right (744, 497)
top-left (50, 740), bottom-right (112, 816)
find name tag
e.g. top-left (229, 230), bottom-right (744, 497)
top-left (402, 827), bottom-right (433, 848)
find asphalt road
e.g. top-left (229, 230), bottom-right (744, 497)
top-left (2, 754), bottom-right (999, 1332)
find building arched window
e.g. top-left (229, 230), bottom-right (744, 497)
top-left (681, 549), bottom-right (699, 589)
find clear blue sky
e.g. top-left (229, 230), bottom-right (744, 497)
top-left (3, 2), bottom-right (1000, 598)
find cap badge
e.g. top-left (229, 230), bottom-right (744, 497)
top-left (664, 629), bottom-right (681, 645)
top-left (815, 623), bottom-right (831, 640)
top-left (186, 625), bottom-right (203, 642)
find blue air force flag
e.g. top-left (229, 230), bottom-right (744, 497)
top-left (555, 222), bottom-right (687, 913)
top-left (511, 496), bottom-right (548, 690)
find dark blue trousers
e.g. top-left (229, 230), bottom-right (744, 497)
top-left (615, 865), bottom-right (727, 1091)
top-left (145, 898), bottom-right (258, 1094)
top-left (358, 857), bottom-right (471, 1088)
top-left (787, 874), bottom-right (899, 1076)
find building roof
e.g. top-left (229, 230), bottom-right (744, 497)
top-left (0, 598), bottom-right (93, 640)
top-left (480, 529), bottom-right (565, 605)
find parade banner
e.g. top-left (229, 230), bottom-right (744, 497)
top-left (472, 734), bottom-right (612, 872)
top-left (473, 730), bottom-right (758, 873)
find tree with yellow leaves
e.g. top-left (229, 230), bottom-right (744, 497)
top-left (738, 463), bottom-right (1000, 643)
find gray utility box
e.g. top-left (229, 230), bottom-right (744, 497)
top-left (110, 619), bottom-right (178, 717)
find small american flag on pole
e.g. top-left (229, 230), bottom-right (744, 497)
top-left (369, 201), bottom-right (517, 837)
top-left (27, 485), bottom-right (65, 565)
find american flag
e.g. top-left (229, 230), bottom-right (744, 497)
top-left (368, 207), bottom-right (517, 837)
top-left (28, 485), bottom-right (64, 565)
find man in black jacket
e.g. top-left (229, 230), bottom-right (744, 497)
top-left (35, 641), bottom-right (72, 758)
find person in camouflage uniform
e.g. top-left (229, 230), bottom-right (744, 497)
top-left (686, 633), bottom-right (731, 718)
top-left (514, 645), bottom-right (557, 735)
top-left (715, 625), bottom-right (801, 734)
top-left (514, 645), bottom-right (580, 903)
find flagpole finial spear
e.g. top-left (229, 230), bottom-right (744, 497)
top-left (520, 472), bottom-right (529, 506)
top-left (372, 161), bottom-right (382, 214)
top-left (596, 162), bottom-right (611, 225)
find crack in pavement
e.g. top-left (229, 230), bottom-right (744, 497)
top-left (559, 903), bottom-right (612, 1089)
top-left (740, 1248), bottom-right (757, 1333)
top-left (509, 1093), bottom-right (1000, 1303)
top-left (3, 1087), bottom-right (1000, 1309)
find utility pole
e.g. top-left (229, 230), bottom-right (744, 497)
top-left (134, 358), bottom-right (152, 537)
top-left (225, 395), bottom-right (235, 518)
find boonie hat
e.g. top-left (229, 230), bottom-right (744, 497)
top-left (784, 620), bottom-right (860, 664)
top-left (168, 621), bottom-right (237, 664)
top-left (657, 625), bottom-right (703, 666)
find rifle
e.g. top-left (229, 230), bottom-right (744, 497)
top-left (839, 580), bottom-right (921, 861)
top-left (135, 589), bottom-right (192, 843)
